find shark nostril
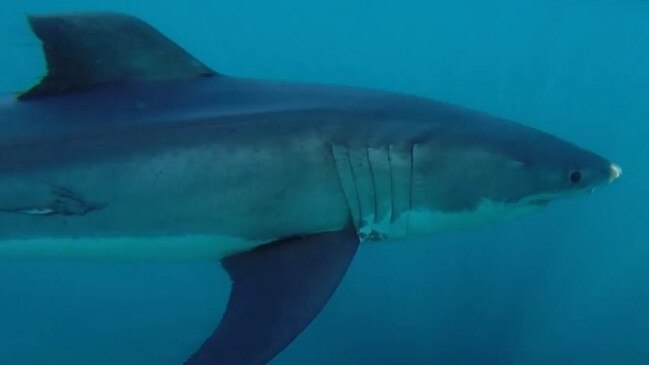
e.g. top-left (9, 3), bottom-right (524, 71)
top-left (609, 163), bottom-right (622, 182)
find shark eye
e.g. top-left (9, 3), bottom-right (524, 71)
top-left (569, 170), bottom-right (582, 184)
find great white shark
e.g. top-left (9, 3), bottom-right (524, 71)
top-left (0, 13), bottom-right (621, 365)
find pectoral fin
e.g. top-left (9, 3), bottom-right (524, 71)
top-left (185, 227), bottom-right (359, 365)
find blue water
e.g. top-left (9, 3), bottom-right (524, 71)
top-left (0, 0), bottom-right (647, 364)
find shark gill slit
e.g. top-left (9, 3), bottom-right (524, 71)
top-left (407, 144), bottom-right (416, 236)
top-left (371, 146), bottom-right (392, 225)
top-left (384, 143), bottom-right (414, 237)
top-left (346, 146), bottom-right (364, 231)
top-left (366, 147), bottom-right (379, 222)
top-left (329, 143), bottom-right (361, 231)
top-left (351, 147), bottom-right (377, 237)
top-left (387, 145), bottom-right (395, 226)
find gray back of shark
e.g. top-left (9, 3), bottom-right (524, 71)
top-left (0, 13), bottom-right (620, 365)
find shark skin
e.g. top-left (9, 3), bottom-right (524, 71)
top-left (0, 77), bottom-right (618, 250)
top-left (0, 13), bottom-right (621, 365)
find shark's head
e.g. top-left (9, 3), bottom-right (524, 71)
top-left (405, 107), bottom-right (621, 235)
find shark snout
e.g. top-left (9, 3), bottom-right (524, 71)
top-left (609, 163), bottom-right (622, 183)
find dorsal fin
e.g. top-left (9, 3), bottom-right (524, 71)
top-left (19, 13), bottom-right (215, 100)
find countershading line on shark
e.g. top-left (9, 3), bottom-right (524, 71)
top-left (0, 12), bottom-right (621, 365)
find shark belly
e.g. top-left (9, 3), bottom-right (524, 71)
top-left (0, 134), bottom-right (350, 260)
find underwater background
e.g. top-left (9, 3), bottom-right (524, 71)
top-left (0, 0), bottom-right (647, 364)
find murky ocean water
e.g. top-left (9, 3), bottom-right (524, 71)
top-left (0, 0), bottom-right (647, 364)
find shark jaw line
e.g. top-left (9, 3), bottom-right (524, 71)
top-left (405, 199), bottom-right (542, 238)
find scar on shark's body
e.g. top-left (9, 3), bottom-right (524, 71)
top-left (0, 185), bottom-right (105, 216)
